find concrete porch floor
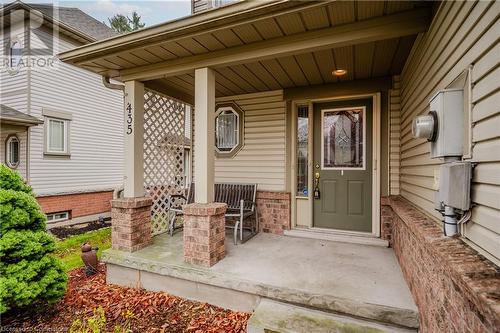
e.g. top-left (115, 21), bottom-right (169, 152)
top-left (102, 232), bottom-right (418, 330)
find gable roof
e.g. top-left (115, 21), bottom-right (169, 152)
top-left (1, 1), bottom-right (117, 42)
top-left (28, 4), bottom-right (117, 41)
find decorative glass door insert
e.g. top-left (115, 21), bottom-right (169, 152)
top-left (321, 107), bottom-right (365, 170)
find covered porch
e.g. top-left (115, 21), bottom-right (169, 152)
top-left (59, 0), bottom-right (433, 238)
top-left (103, 231), bottom-right (418, 331)
top-left (59, 1), bottom-right (434, 331)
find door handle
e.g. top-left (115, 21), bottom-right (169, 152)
top-left (314, 172), bottom-right (320, 199)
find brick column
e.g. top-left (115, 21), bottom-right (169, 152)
top-left (183, 203), bottom-right (227, 267)
top-left (256, 191), bottom-right (291, 235)
top-left (111, 197), bottom-right (152, 252)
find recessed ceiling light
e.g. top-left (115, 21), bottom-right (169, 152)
top-left (332, 69), bottom-right (347, 76)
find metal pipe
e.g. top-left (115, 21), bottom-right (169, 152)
top-left (442, 156), bottom-right (461, 236)
top-left (102, 76), bottom-right (124, 91)
top-left (443, 205), bottom-right (458, 236)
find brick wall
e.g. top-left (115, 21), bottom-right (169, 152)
top-left (37, 191), bottom-right (113, 218)
top-left (256, 191), bottom-right (290, 235)
top-left (383, 196), bottom-right (500, 332)
top-left (380, 197), bottom-right (394, 247)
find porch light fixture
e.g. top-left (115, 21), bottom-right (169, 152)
top-left (332, 69), bottom-right (347, 76)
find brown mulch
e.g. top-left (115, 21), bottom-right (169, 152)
top-left (2, 264), bottom-right (251, 332)
top-left (50, 220), bottom-right (111, 239)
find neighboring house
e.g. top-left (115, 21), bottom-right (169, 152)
top-left (60, 0), bottom-right (499, 332)
top-left (0, 1), bottom-right (123, 226)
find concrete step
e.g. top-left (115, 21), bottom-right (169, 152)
top-left (247, 299), bottom-right (418, 333)
top-left (284, 229), bottom-right (389, 247)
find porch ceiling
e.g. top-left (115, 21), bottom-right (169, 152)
top-left (149, 35), bottom-right (417, 100)
top-left (60, 0), bottom-right (433, 101)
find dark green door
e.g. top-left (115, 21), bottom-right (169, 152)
top-left (313, 99), bottom-right (372, 232)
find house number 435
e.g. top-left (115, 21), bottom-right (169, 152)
top-left (126, 102), bottom-right (133, 135)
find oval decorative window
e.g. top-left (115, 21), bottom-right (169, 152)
top-left (215, 103), bottom-right (244, 157)
top-left (6, 135), bottom-right (20, 169)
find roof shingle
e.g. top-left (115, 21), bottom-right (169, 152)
top-left (28, 3), bottom-right (117, 41)
top-left (1, 104), bottom-right (43, 126)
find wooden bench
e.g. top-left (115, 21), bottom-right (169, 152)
top-left (167, 183), bottom-right (258, 245)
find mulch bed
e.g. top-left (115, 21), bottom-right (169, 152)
top-left (50, 220), bottom-right (112, 239)
top-left (2, 264), bottom-right (251, 332)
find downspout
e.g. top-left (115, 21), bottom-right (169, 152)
top-left (102, 76), bottom-right (125, 197)
top-left (102, 76), bottom-right (124, 91)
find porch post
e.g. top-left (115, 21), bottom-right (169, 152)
top-left (123, 80), bottom-right (145, 198)
top-left (183, 68), bottom-right (226, 267)
top-left (110, 80), bottom-right (152, 252)
top-left (194, 67), bottom-right (215, 203)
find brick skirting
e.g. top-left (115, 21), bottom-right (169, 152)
top-left (382, 196), bottom-right (500, 332)
top-left (256, 191), bottom-right (290, 235)
top-left (37, 191), bottom-right (113, 218)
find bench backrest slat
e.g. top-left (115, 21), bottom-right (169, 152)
top-left (185, 183), bottom-right (256, 211)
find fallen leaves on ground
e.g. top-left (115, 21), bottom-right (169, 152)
top-left (2, 263), bottom-right (251, 332)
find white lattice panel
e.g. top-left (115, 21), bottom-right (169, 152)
top-left (143, 90), bottom-right (187, 235)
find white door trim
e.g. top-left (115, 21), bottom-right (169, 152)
top-left (290, 92), bottom-right (381, 238)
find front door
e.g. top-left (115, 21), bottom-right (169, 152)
top-left (313, 99), bottom-right (373, 232)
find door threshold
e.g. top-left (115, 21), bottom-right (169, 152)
top-left (284, 228), bottom-right (389, 247)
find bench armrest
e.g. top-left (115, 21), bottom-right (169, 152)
top-left (241, 199), bottom-right (257, 211)
top-left (168, 194), bottom-right (188, 209)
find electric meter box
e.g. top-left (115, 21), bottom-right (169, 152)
top-left (429, 89), bottom-right (464, 158)
top-left (437, 161), bottom-right (472, 211)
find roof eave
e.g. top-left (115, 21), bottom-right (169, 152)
top-left (1, 116), bottom-right (44, 127)
top-left (59, 0), bottom-right (325, 65)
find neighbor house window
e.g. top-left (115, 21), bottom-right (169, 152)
top-left (46, 211), bottom-right (69, 223)
top-left (9, 39), bottom-right (22, 69)
top-left (46, 118), bottom-right (68, 153)
top-left (215, 103), bottom-right (244, 157)
top-left (43, 109), bottom-right (72, 156)
top-left (212, 0), bottom-right (234, 8)
top-left (297, 106), bottom-right (309, 197)
top-left (5, 135), bottom-right (20, 169)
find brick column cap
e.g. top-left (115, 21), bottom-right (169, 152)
top-left (183, 202), bottom-right (227, 216)
top-left (111, 197), bottom-right (152, 209)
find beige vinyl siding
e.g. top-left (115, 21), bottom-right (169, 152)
top-left (389, 76), bottom-right (401, 195)
top-left (399, 0), bottom-right (500, 262)
top-left (28, 27), bottom-right (123, 196)
top-left (209, 90), bottom-right (286, 192)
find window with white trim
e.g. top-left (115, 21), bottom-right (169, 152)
top-left (46, 211), bottom-right (69, 223)
top-left (5, 135), bottom-right (20, 169)
top-left (45, 117), bottom-right (69, 154)
top-left (215, 103), bottom-right (244, 157)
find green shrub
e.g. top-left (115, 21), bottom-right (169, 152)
top-left (0, 165), bottom-right (32, 194)
top-left (0, 165), bottom-right (67, 313)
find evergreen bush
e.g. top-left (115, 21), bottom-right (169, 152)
top-left (0, 165), bottom-right (67, 313)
